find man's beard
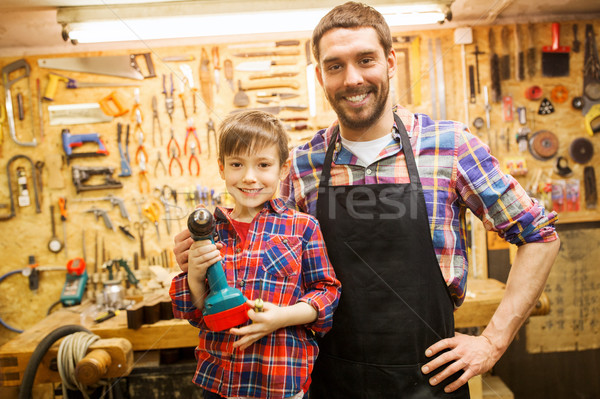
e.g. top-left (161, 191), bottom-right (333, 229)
top-left (326, 80), bottom-right (390, 131)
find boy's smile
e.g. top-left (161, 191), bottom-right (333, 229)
top-left (219, 144), bottom-right (289, 222)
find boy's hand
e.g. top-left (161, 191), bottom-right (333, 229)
top-left (173, 228), bottom-right (194, 272)
top-left (188, 240), bottom-right (224, 279)
top-left (230, 300), bottom-right (286, 351)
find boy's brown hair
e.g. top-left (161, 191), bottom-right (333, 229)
top-left (218, 110), bottom-right (289, 166)
top-left (311, 1), bottom-right (392, 64)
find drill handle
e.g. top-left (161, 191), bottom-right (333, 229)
top-left (192, 238), bottom-right (230, 293)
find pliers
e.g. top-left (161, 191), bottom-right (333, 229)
top-left (169, 146), bottom-right (183, 176)
top-left (188, 142), bottom-right (200, 176)
top-left (134, 112), bottom-right (148, 165)
top-left (154, 150), bottom-right (167, 177)
top-left (206, 118), bottom-right (217, 157)
top-left (184, 118), bottom-right (201, 155)
top-left (162, 73), bottom-right (175, 122)
top-left (167, 127), bottom-right (181, 160)
top-left (138, 151), bottom-right (150, 194)
top-left (151, 95), bottom-right (163, 146)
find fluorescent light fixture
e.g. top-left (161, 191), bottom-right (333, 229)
top-left (62, 1), bottom-right (452, 44)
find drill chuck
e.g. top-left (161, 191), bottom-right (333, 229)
top-left (188, 208), bottom-right (215, 240)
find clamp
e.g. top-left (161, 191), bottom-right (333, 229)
top-left (184, 119), bottom-right (201, 155)
top-left (162, 73), bottom-right (175, 122)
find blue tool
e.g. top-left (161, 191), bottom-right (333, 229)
top-left (187, 208), bottom-right (249, 331)
top-left (61, 128), bottom-right (108, 164)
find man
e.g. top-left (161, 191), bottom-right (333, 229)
top-left (279, 2), bottom-right (559, 398)
top-left (174, 2), bottom-right (559, 397)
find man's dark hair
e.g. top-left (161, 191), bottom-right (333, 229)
top-left (311, 1), bottom-right (393, 63)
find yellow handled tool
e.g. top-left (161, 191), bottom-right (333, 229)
top-left (43, 73), bottom-right (69, 101)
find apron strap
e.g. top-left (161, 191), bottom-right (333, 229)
top-left (318, 113), bottom-right (420, 188)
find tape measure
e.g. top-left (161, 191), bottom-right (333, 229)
top-left (529, 130), bottom-right (559, 160)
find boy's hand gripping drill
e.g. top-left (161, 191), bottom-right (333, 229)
top-left (188, 208), bottom-right (250, 331)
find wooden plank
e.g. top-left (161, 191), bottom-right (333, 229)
top-left (0, 303), bottom-right (197, 387)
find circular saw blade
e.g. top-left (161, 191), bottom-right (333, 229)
top-left (529, 130), bottom-right (559, 160)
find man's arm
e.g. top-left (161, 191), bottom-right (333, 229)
top-left (422, 238), bottom-right (560, 392)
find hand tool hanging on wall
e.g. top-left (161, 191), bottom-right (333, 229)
top-left (47, 103), bottom-right (113, 125)
top-left (117, 123), bottom-right (132, 177)
top-left (584, 104), bottom-right (600, 136)
top-left (206, 118), bottom-right (217, 157)
top-left (188, 142), bottom-right (200, 177)
top-left (151, 95), bottom-right (163, 146)
top-left (489, 29), bottom-right (502, 103)
top-left (471, 45), bottom-right (484, 95)
top-left (184, 119), bottom-right (201, 155)
top-left (72, 166), bottom-right (123, 193)
top-left (233, 49), bottom-right (300, 58)
top-left (134, 221), bottom-right (148, 259)
top-left (59, 197), bottom-right (69, 258)
top-left (180, 64), bottom-right (196, 114)
top-left (572, 24), bottom-right (581, 53)
top-left (0, 155), bottom-right (42, 221)
top-left (305, 40), bottom-right (317, 118)
top-left (233, 80), bottom-right (250, 107)
top-left (2, 59), bottom-right (38, 147)
top-left (230, 104), bottom-right (307, 115)
top-left (228, 40), bottom-right (300, 49)
top-left (199, 48), bottom-right (214, 112)
top-left (36, 78), bottom-right (44, 142)
top-left (138, 152), bottom-right (150, 194)
top-left (224, 59), bottom-right (234, 91)
top-left (73, 194), bottom-right (130, 221)
top-left (99, 91), bottom-right (129, 117)
top-left (212, 47), bottom-right (221, 93)
top-left (468, 66), bottom-right (476, 104)
top-left (526, 24), bottom-right (536, 79)
top-left (86, 208), bottom-right (115, 231)
top-left (142, 201), bottom-right (161, 242)
top-left (542, 22), bottom-right (570, 77)
top-left (515, 24), bottom-right (525, 81)
top-left (48, 205), bottom-right (63, 253)
top-left (62, 129), bottom-right (108, 163)
top-left (582, 24), bottom-right (600, 116)
top-left (60, 258), bottom-right (88, 306)
top-left (43, 72), bottom-right (139, 101)
top-left (584, 166), bottom-right (597, 209)
top-left (162, 74), bottom-right (175, 122)
top-left (235, 59), bottom-right (296, 72)
top-left (500, 26), bottom-right (511, 80)
top-left (38, 53), bottom-right (156, 80)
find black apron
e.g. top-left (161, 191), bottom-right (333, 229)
top-left (311, 114), bottom-right (470, 398)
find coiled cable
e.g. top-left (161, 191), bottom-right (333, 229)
top-left (57, 331), bottom-right (101, 399)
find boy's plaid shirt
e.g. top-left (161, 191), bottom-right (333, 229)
top-left (170, 198), bottom-right (340, 398)
top-left (280, 105), bottom-right (558, 307)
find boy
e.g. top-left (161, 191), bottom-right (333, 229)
top-left (170, 110), bottom-right (341, 399)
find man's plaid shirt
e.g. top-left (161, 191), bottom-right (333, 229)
top-left (280, 105), bottom-right (558, 307)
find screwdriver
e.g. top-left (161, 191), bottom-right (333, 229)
top-left (58, 197), bottom-right (68, 259)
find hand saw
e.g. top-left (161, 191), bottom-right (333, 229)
top-left (38, 53), bottom-right (156, 81)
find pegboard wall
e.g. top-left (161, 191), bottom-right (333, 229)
top-left (1, 19), bottom-right (599, 345)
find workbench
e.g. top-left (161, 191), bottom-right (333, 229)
top-left (0, 278), bottom-right (510, 388)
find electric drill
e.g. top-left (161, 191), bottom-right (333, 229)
top-left (188, 208), bottom-right (249, 331)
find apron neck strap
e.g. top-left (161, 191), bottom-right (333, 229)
top-left (319, 113), bottom-right (420, 187)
